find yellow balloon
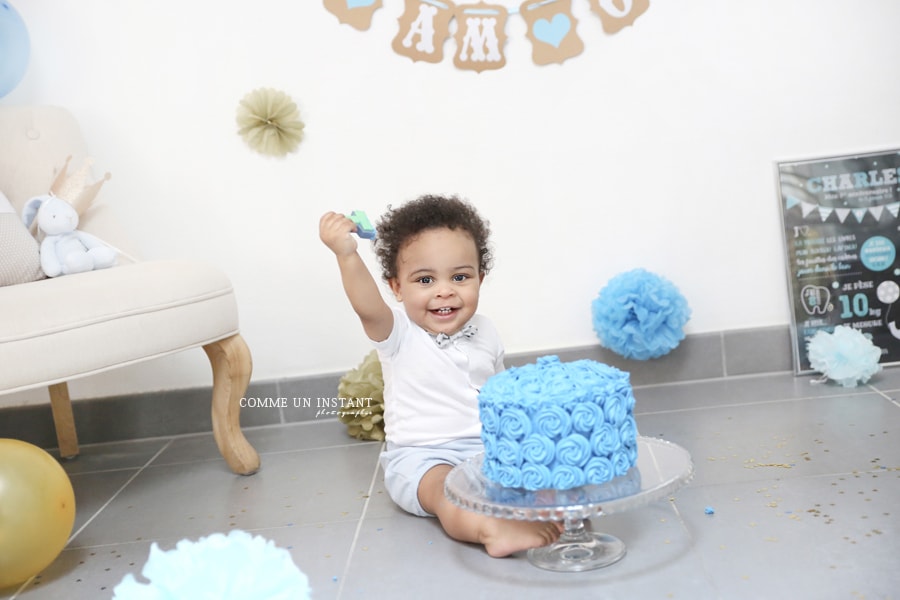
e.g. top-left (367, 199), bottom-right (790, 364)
top-left (0, 438), bottom-right (76, 589)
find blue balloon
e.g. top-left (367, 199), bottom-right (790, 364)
top-left (0, 1), bottom-right (30, 98)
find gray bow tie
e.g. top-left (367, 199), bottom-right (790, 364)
top-left (434, 324), bottom-right (477, 348)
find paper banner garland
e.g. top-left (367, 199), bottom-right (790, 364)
top-left (452, 3), bottom-right (509, 72)
top-left (325, 0), bottom-right (650, 70)
top-left (391, 0), bottom-right (456, 63)
top-left (521, 0), bottom-right (583, 66)
top-left (324, 0), bottom-right (383, 30)
top-left (589, 0), bottom-right (649, 33)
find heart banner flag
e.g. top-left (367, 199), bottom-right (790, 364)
top-left (325, 0), bottom-right (650, 70)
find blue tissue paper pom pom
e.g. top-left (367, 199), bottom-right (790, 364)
top-left (807, 325), bottom-right (881, 387)
top-left (592, 269), bottom-right (691, 360)
top-left (113, 530), bottom-right (311, 599)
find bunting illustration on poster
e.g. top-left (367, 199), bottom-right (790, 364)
top-left (784, 193), bottom-right (900, 225)
top-left (323, 0), bottom-right (650, 71)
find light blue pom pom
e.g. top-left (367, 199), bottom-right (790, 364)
top-left (113, 530), bottom-right (311, 599)
top-left (591, 269), bottom-right (691, 360)
top-left (807, 325), bottom-right (881, 387)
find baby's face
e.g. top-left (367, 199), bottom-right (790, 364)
top-left (389, 227), bottom-right (483, 336)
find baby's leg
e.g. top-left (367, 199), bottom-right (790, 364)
top-left (417, 464), bottom-right (562, 558)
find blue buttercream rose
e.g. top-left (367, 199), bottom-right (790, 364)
top-left (562, 359), bottom-right (593, 377)
top-left (570, 401), bottom-right (603, 435)
top-left (603, 390), bottom-right (628, 425)
top-left (536, 355), bottom-right (560, 368)
top-left (521, 433), bottom-right (555, 465)
top-left (623, 384), bottom-right (636, 412)
top-left (532, 404), bottom-right (572, 440)
top-left (479, 368), bottom-right (519, 410)
top-left (512, 373), bottom-right (543, 406)
top-left (480, 403), bottom-right (499, 434)
top-left (521, 463), bottom-right (552, 490)
top-left (505, 362), bottom-right (544, 406)
top-left (495, 463), bottom-right (523, 488)
top-left (569, 359), bottom-right (612, 381)
top-left (615, 377), bottom-right (636, 412)
top-left (625, 441), bottom-right (638, 465)
top-left (618, 415), bottom-right (638, 445)
top-left (534, 357), bottom-right (592, 410)
top-left (496, 437), bottom-right (523, 466)
top-left (481, 434), bottom-right (497, 462)
top-left (589, 422), bottom-right (620, 456)
top-left (555, 433), bottom-right (592, 467)
top-left (611, 450), bottom-right (632, 477)
top-left (482, 456), bottom-right (500, 480)
top-left (541, 374), bottom-right (588, 409)
top-left (584, 456), bottom-right (614, 485)
top-left (498, 408), bottom-right (532, 440)
top-left (551, 464), bottom-right (586, 490)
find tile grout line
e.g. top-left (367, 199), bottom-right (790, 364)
top-left (667, 496), bottom-right (726, 600)
top-left (335, 442), bottom-right (384, 599)
top-left (66, 439), bottom-right (175, 546)
top-left (635, 392), bottom-right (875, 417)
top-left (719, 330), bottom-right (728, 378)
top-left (868, 383), bottom-right (900, 408)
top-left (7, 439), bottom-right (176, 599)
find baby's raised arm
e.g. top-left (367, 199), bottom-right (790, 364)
top-left (319, 212), bottom-right (393, 342)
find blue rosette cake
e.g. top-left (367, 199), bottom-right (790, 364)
top-left (479, 355), bottom-right (639, 491)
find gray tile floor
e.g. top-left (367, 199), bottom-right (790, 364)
top-left (3, 369), bottom-right (899, 599)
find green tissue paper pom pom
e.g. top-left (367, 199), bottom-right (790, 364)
top-left (337, 350), bottom-right (386, 441)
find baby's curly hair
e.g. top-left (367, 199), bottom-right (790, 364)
top-left (374, 194), bottom-right (493, 281)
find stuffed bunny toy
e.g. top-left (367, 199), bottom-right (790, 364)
top-left (22, 194), bottom-right (117, 278)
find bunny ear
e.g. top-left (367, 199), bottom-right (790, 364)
top-left (22, 195), bottom-right (50, 228)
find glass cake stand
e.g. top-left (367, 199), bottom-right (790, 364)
top-left (444, 436), bottom-right (693, 572)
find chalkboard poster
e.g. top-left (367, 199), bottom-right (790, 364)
top-left (776, 149), bottom-right (900, 373)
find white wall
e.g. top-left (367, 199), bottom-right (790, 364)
top-left (3, 0), bottom-right (899, 406)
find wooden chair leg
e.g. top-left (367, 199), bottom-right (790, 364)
top-left (203, 333), bottom-right (260, 475)
top-left (48, 382), bottom-right (79, 459)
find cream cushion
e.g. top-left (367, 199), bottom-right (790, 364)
top-left (0, 259), bottom-right (238, 393)
top-left (0, 189), bottom-right (43, 286)
top-left (0, 215), bottom-right (43, 286)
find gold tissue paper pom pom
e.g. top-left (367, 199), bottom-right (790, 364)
top-left (337, 350), bottom-right (386, 441)
top-left (236, 88), bottom-right (305, 157)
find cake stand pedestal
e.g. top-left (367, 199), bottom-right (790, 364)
top-left (444, 436), bottom-right (693, 572)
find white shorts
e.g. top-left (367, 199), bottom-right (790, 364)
top-left (380, 437), bottom-right (483, 517)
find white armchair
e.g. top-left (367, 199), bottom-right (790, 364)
top-left (0, 106), bottom-right (260, 475)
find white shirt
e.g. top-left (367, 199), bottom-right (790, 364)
top-left (374, 307), bottom-right (505, 447)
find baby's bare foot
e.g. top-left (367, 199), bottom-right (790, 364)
top-left (481, 520), bottom-right (563, 558)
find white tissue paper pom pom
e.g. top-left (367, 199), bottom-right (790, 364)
top-left (113, 530), bottom-right (310, 600)
top-left (806, 325), bottom-right (882, 387)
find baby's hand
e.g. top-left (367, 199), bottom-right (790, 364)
top-left (319, 211), bottom-right (359, 257)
